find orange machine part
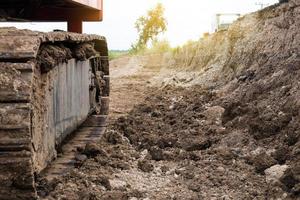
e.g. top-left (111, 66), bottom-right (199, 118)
top-left (31, 0), bottom-right (103, 33)
top-left (67, 0), bottom-right (103, 33)
top-left (68, 0), bottom-right (102, 10)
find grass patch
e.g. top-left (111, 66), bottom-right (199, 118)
top-left (109, 50), bottom-right (129, 60)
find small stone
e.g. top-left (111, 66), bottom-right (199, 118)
top-left (140, 149), bottom-right (149, 159)
top-left (282, 193), bottom-right (288, 198)
top-left (216, 166), bottom-right (225, 173)
top-left (202, 106), bottom-right (225, 124)
top-left (109, 179), bottom-right (128, 190)
top-left (75, 154), bottom-right (87, 162)
top-left (264, 164), bottom-right (288, 184)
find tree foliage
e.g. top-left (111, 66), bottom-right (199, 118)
top-left (132, 3), bottom-right (167, 52)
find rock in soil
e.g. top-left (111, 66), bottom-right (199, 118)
top-left (264, 164), bottom-right (288, 184)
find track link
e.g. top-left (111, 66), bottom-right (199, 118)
top-left (41, 115), bottom-right (108, 181)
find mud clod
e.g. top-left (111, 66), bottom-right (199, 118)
top-left (281, 161), bottom-right (300, 192)
top-left (138, 159), bottom-right (154, 172)
top-left (106, 130), bottom-right (125, 144)
top-left (249, 152), bottom-right (277, 173)
top-left (272, 146), bottom-right (290, 164)
top-left (38, 44), bottom-right (72, 73)
top-left (100, 191), bottom-right (128, 200)
top-left (37, 42), bottom-right (97, 73)
top-left (83, 142), bottom-right (107, 158)
top-left (181, 138), bottom-right (211, 151)
top-left (97, 176), bottom-right (112, 190)
top-left (149, 146), bottom-right (165, 161)
top-left (73, 43), bottom-right (97, 61)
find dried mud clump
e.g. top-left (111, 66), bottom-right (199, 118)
top-left (137, 159), bottom-right (154, 172)
top-left (83, 142), bottom-right (107, 158)
top-left (73, 43), bottom-right (98, 61)
top-left (37, 42), bottom-right (97, 73)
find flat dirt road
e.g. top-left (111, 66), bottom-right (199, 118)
top-left (109, 56), bottom-right (161, 121)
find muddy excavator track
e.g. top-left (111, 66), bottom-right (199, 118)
top-left (0, 27), bottom-right (109, 200)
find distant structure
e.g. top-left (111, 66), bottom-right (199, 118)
top-left (213, 13), bottom-right (241, 32)
top-left (255, 2), bottom-right (270, 9)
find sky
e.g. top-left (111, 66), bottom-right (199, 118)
top-left (0, 0), bottom-right (278, 50)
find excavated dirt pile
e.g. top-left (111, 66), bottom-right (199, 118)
top-left (40, 84), bottom-right (300, 199)
top-left (157, 0), bottom-right (299, 89)
top-left (38, 1), bottom-right (300, 199)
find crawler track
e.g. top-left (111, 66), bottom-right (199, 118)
top-left (41, 115), bottom-right (108, 182)
top-left (0, 27), bottom-right (109, 200)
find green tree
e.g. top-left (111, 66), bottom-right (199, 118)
top-left (132, 3), bottom-right (167, 53)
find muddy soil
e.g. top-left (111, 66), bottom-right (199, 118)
top-left (39, 50), bottom-right (300, 200)
top-left (37, 1), bottom-right (300, 199)
top-left (40, 83), bottom-right (299, 199)
top-left (37, 43), bottom-right (97, 73)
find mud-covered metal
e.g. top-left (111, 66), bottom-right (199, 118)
top-left (0, 27), bottom-right (109, 200)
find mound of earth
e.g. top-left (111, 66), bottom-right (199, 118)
top-left (155, 0), bottom-right (299, 89)
top-left (39, 84), bottom-right (299, 199)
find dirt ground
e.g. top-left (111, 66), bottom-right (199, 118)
top-left (108, 56), bottom-right (160, 121)
top-left (38, 1), bottom-right (300, 199)
top-left (38, 51), bottom-right (300, 199)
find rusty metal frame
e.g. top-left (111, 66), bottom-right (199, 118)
top-left (0, 0), bottom-right (103, 33)
top-left (66, 0), bottom-right (102, 10)
top-left (36, 0), bottom-right (103, 33)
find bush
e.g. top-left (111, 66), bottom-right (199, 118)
top-left (129, 39), bottom-right (172, 55)
top-left (147, 39), bottom-right (171, 54)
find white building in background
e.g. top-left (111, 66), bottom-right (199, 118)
top-left (211, 0), bottom-right (279, 33)
top-left (212, 13), bottom-right (241, 32)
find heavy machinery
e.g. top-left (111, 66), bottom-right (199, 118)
top-left (0, 0), bottom-right (109, 199)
